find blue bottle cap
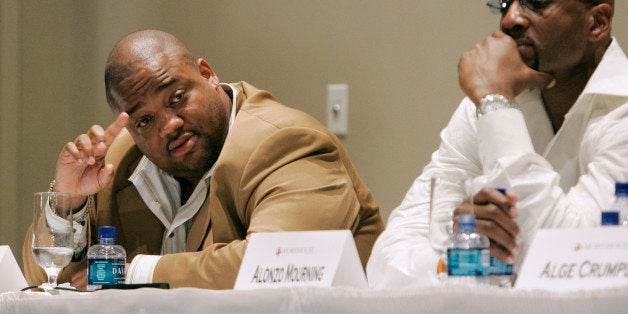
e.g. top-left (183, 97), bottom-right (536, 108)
top-left (616, 183), bottom-right (628, 197)
top-left (601, 211), bottom-right (619, 226)
top-left (98, 226), bottom-right (116, 239)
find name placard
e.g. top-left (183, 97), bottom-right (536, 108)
top-left (0, 245), bottom-right (28, 293)
top-left (515, 227), bottom-right (628, 291)
top-left (234, 230), bottom-right (366, 290)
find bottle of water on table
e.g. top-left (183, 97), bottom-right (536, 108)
top-left (447, 214), bottom-right (490, 285)
top-left (87, 226), bottom-right (126, 291)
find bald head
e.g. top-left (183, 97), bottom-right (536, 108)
top-left (104, 30), bottom-right (196, 107)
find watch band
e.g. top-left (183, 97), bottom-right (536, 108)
top-left (476, 94), bottom-right (517, 117)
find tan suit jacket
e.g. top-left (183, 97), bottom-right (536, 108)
top-left (24, 81), bottom-right (384, 289)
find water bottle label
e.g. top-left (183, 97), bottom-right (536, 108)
top-left (447, 248), bottom-right (489, 276)
top-left (489, 256), bottom-right (513, 275)
top-left (88, 258), bottom-right (126, 285)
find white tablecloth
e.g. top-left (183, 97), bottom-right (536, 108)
top-left (1, 284), bottom-right (627, 313)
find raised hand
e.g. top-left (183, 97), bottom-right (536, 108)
top-left (458, 31), bottom-right (555, 105)
top-left (453, 188), bottom-right (520, 264)
top-left (54, 112), bottom-right (129, 209)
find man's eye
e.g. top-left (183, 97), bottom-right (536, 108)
top-left (524, 0), bottom-right (550, 12)
top-left (135, 115), bottom-right (153, 128)
top-left (171, 91), bottom-right (185, 106)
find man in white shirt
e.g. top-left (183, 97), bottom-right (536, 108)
top-left (367, 0), bottom-right (628, 288)
top-left (23, 29), bottom-right (384, 289)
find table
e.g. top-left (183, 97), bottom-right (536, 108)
top-left (2, 284), bottom-right (627, 313)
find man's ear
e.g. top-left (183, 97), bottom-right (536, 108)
top-left (196, 58), bottom-right (220, 85)
top-left (588, 3), bottom-right (613, 42)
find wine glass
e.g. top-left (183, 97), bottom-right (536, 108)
top-left (31, 192), bottom-right (74, 291)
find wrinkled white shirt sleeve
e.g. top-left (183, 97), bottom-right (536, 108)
top-left (367, 98), bottom-right (628, 289)
top-left (474, 103), bottom-right (628, 265)
top-left (368, 40), bottom-right (628, 289)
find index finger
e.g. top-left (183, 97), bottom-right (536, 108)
top-left (103, 112), bottom-right (129, 146)
top-left (490, 30), bottom-right (508, 39)
top-left (473, 188), bottom-right (513, 214)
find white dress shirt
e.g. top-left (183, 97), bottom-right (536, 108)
top-left (366, 39), bottom-right (628, 289)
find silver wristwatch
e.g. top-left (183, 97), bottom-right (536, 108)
top-left (476, 94), bottom-right (517, 117)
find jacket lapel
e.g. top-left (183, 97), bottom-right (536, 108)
top-left (185, 188), bottom-right (212, 251)
top-left (186, 83), bottom-right (247, 251)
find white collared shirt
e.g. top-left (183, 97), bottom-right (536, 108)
top-left (125, 83), bottom-right (238, 284)
top-left (366, 39), bottom-right (628, 289)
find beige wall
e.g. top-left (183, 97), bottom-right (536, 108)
top-left (2, 0), bottom-right (627, 269)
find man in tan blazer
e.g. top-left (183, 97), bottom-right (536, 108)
top-left (23, 29), bottom-right (384, 289)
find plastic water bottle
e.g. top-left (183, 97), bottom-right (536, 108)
top-left (87, 226), bottom-right (126, 291)
top-left (447, 214), bottom-right (490, 285)
top-left (613, 182), bottom-right (628, 226)
top-left (488, 188), bottom-right (515, 287)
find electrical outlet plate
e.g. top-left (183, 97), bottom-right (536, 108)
top-left (326, 84), bottom-right (348, 136)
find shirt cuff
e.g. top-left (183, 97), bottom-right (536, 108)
top-left (477, 108), bottom-right (535, 171)
top-left (126, 254), bottom-right (161, 284)
top-left (43, 195), bottom-right (91, 260)
top-left (72, 206), bottom-right (87, 221)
